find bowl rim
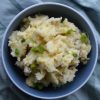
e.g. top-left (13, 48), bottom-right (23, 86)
top-left (1, 2), bottom-right (98, 100)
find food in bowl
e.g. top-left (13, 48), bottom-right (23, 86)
top-left (8, 14), bottom-right (91, 89)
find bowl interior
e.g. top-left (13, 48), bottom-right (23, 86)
top-left (2, 3), bottom-right (97, 99)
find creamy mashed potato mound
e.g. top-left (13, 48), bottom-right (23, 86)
top-left (8, 15), bottom-right (91, 89)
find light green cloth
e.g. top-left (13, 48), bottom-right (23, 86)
top-left (0, 0), bottom-right (100, 100)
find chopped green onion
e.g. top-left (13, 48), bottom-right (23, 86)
top-left (31, 44), bottom-right (46, 53)
top-left (31, 47), bottom-right (38, 52)
top-left (65, 29), bottom-right (76, 35)
top-left (72, 52), bottom-right (77, 57)
top-left (15, 48), bottom-right (19, 55)
top-left (80, 33), bottom-right (89, 44)
top-left (21, 39), bottom-right (25, 43)
top-left (30, 64), bottom-right (36, 70)
top-left (37, 83), bottom-right (44, 90)
top-left (69, 51), bottom-right (78, 57)
top-left (33, 83), bottom-right (44, 90)
top-left (33, 83), bottom-right (36, 88)
top-left (37, 44), bottom-right (46, 53)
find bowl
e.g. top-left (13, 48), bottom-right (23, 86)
top-left (1, 2), bottom-right (98, 100)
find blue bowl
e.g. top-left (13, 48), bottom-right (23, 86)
top-left (1, 2), bottom-right (98, 99)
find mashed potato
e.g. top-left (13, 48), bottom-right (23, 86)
top-left (8, 15), bottom-right (91, 89)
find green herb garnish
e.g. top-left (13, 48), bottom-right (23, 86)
top-left (31, 44), bottom-right (46, 53)
top-left (80, 33), bottom-right (89, 44)
top-left (33, 83), bottom-right (36, 88)
top-left (65, 29), bottom-right (76, 35)
top-left (37, 44), bottom-right (46, 53)
top-left (37, 83), bottom-right (44, 90)
top-left (31, 47), bottom-right (38, 52)
top-left (30, 64), bottom-right (36, 70)
top-left (21, 39), bottom-right (25, 43)
top-left (33, 83), bottom-right (44, 90)
top-left (72, 52), bottom-right (77, 57)
top-left (15, 48), bottom-right (19, 55)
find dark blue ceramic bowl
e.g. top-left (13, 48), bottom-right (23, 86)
top-left (2, 2), bottom-right (98, 100)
